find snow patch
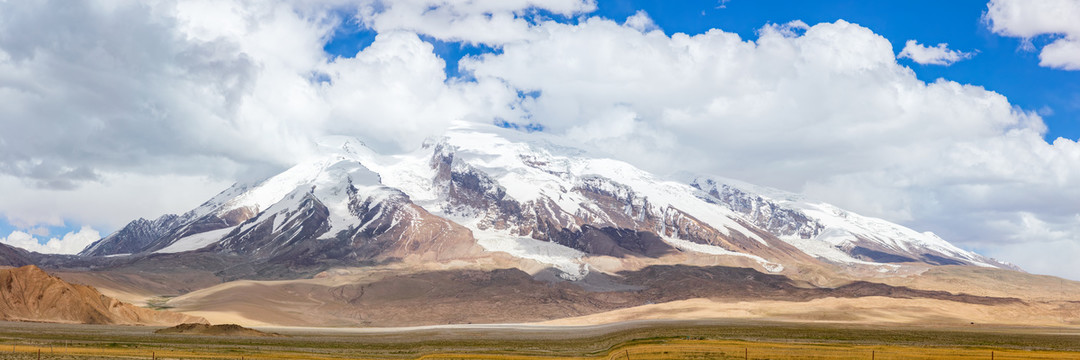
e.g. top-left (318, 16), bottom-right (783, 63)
top-left (781, 233), bottom-right (897, 269)
top-left (693, 175), bottom-right (998, 269)
top-left (156, 226), bottom-right (235, 254)
top-left (661, 236), bottom-right (784, 273)
top-left (437, 124), bottom-right (765, 245)
top-left (795, 202), bottom-right (995, 267)
top-left (466, 223), bottom-right (588, 280)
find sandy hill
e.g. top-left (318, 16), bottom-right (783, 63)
top-left (155, 323), bottom-right (281, 337)
top-left (0, 265), bottom-right (205, 326)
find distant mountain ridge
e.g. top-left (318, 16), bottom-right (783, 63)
top-left (0, 242), bottom-right (33, 267)
top-left (688, 177), bottom-right (1017, 270)
top-left (78, 123), bottom-right (1013, 280)
top-left (80, 214), bottom-right (181, 256)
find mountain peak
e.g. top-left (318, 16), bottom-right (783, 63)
top-left (314, 135), bottom-right (371, 158)
top-left (79, 126), bottom-right (1013, 281)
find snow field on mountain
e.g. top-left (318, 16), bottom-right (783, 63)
top-left (661, 236), bottom-right (784, 273)
top-left (793, 202), bottom-right (995, 267)
top-left (218, 158), bottom-right (331, 217)
top-left (466, 221), bottom-right (589, 280)
top-left (781, 231), bottom-right (895, 268)
top-left (443, 126), bottom-right (767, 245)
top-left (311, 160), bottom-right (386, 239)
top-left (579, 159), bottom-right (766, 244)
top-left (444, 129), bottom-right (589, 216)
top-left (692, 175), bottom-right (998, 268)
top-left (156, 226), bottom-right (235, 254)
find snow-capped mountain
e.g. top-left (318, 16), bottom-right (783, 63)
top-left (688, 177), bottom-right (1013, 270)
top-left (79, 123), bottom-right (1013, 279)
top-left (81, 214), bottom-right (183, 256)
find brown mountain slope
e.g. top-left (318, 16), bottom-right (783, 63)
top-left (165, 265), bottom-right (1021, 327)
top-left (0, 265), bottom-right (206, 325)
top-left (0, 243), bottom-right (34, 267)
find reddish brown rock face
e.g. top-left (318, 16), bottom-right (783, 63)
top-left (0, 265), bottom-right (205, 325)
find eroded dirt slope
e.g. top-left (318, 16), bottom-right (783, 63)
top-left (0, 265), bottom-right (206, 326)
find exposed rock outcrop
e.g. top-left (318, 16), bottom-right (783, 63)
top-left (0, 265), bottom-right (206, 325)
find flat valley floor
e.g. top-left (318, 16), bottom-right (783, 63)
top-left (0, 319), bottom-right (1078, 359)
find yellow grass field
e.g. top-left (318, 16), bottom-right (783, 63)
top-left (1, 320), bottom-right (1078, 359)
top-left (4, 338), bottom-right (1079, 360)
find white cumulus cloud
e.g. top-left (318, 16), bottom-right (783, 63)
top-left (898, 40), bottom-right (976, 65)
top-left (1, 226), bottom-right (101, 255)
top-left (0, 0), bottom-right (517, 228)
top-left (0, 172), bottom-right (231, 230)
top-left (985, 0), bottom-right (1080, 70)
top-left (624, 10), bottom-right (659, 32)
top-left (355, 0), bottom-right (597, 45)
top-left (1039, 37), bottom-right (1080, 70)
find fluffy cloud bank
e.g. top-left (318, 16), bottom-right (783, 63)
top-left (356, 0), bottom-right (596, 45)
top-left (0, 0), bottom-right (1078, 279)
top-left (985, 0), bottom-right (1080, 70)
top-left (1, 226), bottom-right (100, 255)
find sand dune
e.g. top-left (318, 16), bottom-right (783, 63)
top-left (542, 296), bottom-right (1079, 327)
